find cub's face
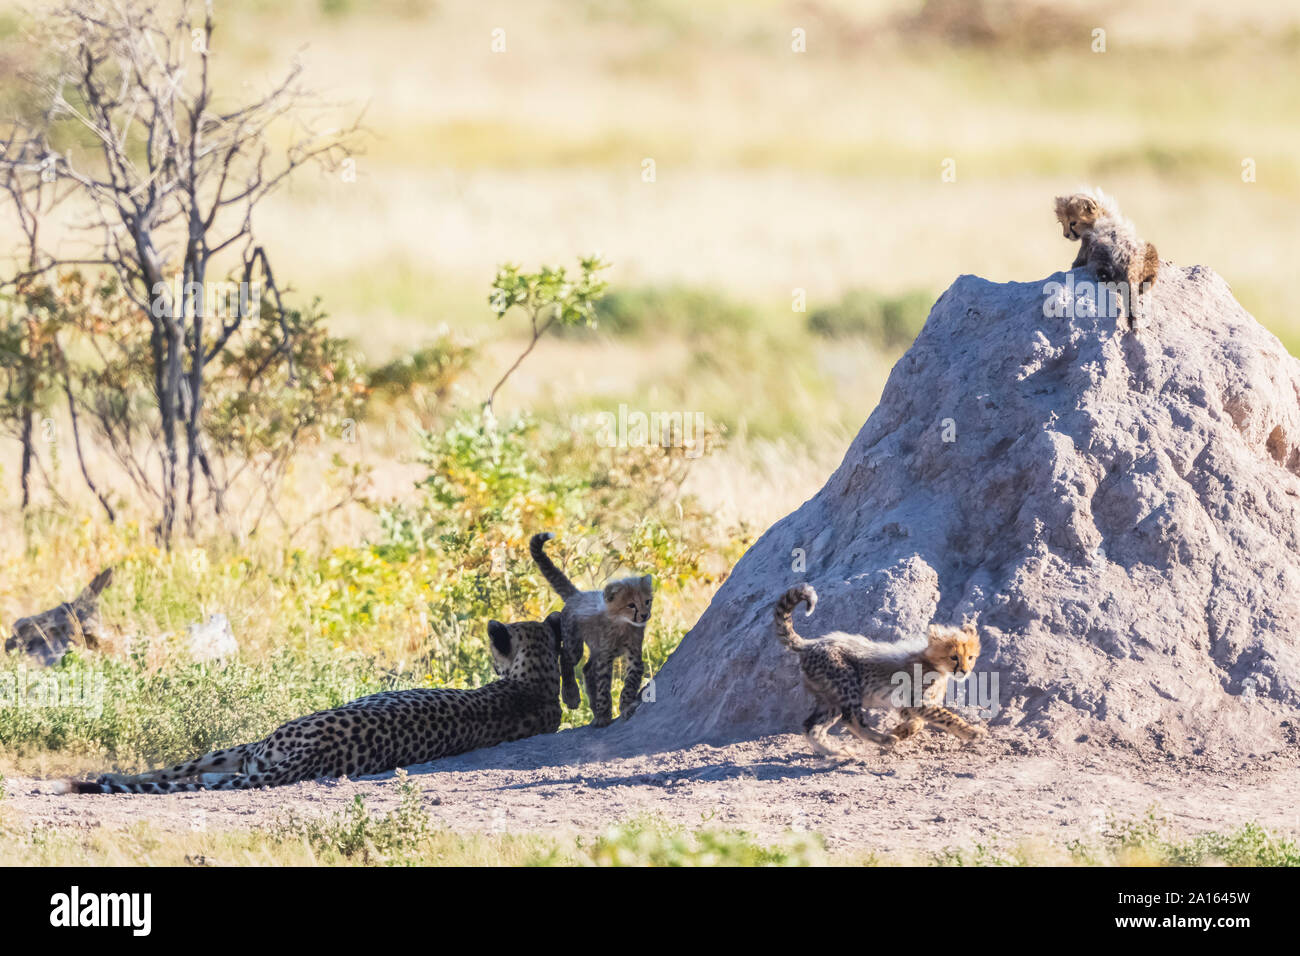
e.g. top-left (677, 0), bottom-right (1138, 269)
top-left (1054, 194), bottom-right (1099, 240)
top-left (923, 622), bottom-right (981, 681)
top-left (488, 616), bottom-right (564, 687)
top-left (603, 575), bottom-right (654, 627)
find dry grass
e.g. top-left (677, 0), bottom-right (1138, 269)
top-left (0, 1), bottom-right (1296, 863)
top-left (5, 0), bottom-right (1298, 340)
top-left (1, 791), bottom-right (1292, 866)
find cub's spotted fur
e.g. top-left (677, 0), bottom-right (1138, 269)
top-left (1054, 187), bottom-right (1160, 329)
top-left (63, 616), bottom-right (564, 794)
top-left (775, 584), bottom-right (986, 757)
top-left (530, 532), bottom-right (652, 727)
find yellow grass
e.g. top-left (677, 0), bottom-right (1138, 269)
top-left (1, 3), bottom-right (1298, 866)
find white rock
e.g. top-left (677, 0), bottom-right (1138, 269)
top-left (632, 265), bottom-right (1300, 757)
top-left (186, 613), bottom-right (239, 662)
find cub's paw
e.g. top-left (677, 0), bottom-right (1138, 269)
top-left (561, 683), bottom-right (582, 710)
top-left (816, 748), bottom-right (853, 763)
top-left (964, 725), bottom-right (989, 742)
top-left (590, 715), bottom-right (614, 729)
top-left (619, 699), bottom-right (641, 721)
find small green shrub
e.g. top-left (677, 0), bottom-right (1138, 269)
top-left (807, 288), bottom-right (933, 348)
top-left (275, 771), bottom-right (434, 865)
top-left (486, 256), bottom-right (610, 407)
top-left (577, 285), bottom-right (756, 339)
top-left (1161, 821), bottom-right (1300, 867)
top-left (0, 645), bottom-right (389, 767)
top-left (939, 809), bottom-right (1300, 867)
top-left (363, 334), bottom-right (477, 425)
top-left (371, 407), bottom-right (733, 713)
top-left (574, 817), bottom-right (828, 866)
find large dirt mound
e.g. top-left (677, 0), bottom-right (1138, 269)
top-left (631, 263), bottom-right (1300, 758)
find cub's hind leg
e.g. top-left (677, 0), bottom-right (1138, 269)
top-left (826, 671), bottom-right (890, 750)
top-left (1131, 242), bottom-right (1161, 327)
top-left (900, 705), bottom-right (986, 742)
top-left (803, 706), bottom-right (846, 758)
top-left (560, 633), bottom-right (585, 710)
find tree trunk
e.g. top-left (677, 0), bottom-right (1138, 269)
top-left (19, 406), bottom-right (33, 510)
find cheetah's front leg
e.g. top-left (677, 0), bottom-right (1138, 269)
top-left (900, 705), bottom-right (986, 742)
top-left (1070, 239), bottom-right (1090, 270)
top-left (618, 652), bottom-right (645, 720)
top-left (584, 650), bottom-right (615, 728)
top-left (888, 715), bottom-right (926, 741)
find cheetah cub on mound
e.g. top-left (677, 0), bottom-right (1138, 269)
top-left (774, 584), bottom-right (986, 758)
top-left (1054, 186), bottom-right (1160, 330)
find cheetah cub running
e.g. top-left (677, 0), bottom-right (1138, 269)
top-left (774, 584), bottom-right (986, 758)
top-left (1054, 186), bottom-right (1160, 330)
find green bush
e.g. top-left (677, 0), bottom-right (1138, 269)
top-left (807, 288), bottom-right (933, 348)
top-left (275, 800), bottom-right (828, 866)
top-left (363, 335), bottom-right (477, 425)
top-left (364, 338), bottom-right (475, 400)
top-left (371, 407), bottom-right (732, 715)
top-left (275, 771), bottom-right (434, 865)
top-left (0, 646), bottom-right (388, 766)
top-left (574, 817), bottom-right (827, 866)
top-left (572, 285), bottom-right (756, 339)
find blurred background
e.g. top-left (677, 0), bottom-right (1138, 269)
top-left (0, 0), bottom-right (1297, 769)
top-left (4, 0), bottom-right (1298, 512)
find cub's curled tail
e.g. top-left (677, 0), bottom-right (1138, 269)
top-left (774, 584), bottom-right (818, 651)
top-left (530, 532), bottom-right (578, 600)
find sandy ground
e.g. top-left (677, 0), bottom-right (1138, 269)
top-left (6, 726), bottom-right (1299, 854)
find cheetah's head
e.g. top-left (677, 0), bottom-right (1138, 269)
top-left (603, 575), bottom-right (654, 627)
top-left (488, 615), bottom-right (564, 689)
top-left (1054, 194), bottom-right (1100, 240)
top-left (922, 620), bottom-right (981, 682)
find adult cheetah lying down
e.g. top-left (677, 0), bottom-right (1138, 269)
top-left (62, 616), bottom-right (564, 794)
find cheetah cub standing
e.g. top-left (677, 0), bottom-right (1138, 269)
top-left (774, 584), bottom-right (986, 758)
top-left (1054, 187), bottom-right (1160, 329)
top-left (531, 532), bottom-right (653, 727)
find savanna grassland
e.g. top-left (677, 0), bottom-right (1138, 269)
top-left (1, 0), bottom-right (1299, 864)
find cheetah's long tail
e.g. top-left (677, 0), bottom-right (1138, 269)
top-left (530, 532), bottom-right (579, 600)
top-left (56, 774), bottom-right (269, 794)
top-left (55, 741), bottom-right (261, 794)
top-left (774, 584), bottom-right (817, 652)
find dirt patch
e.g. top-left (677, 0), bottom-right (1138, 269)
top-left (8, 726), bottom-right (1298, 854)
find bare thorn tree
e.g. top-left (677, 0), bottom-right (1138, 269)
top-left (0, 0), bottom-right (364, 542)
